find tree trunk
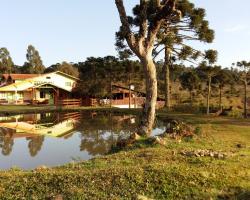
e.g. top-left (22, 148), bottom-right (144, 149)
top-left (110, 70), bottom-right (112, 108)
top-left (190, 90), bottom-right (193, 107)
top-left (129, 72), bottom-right (131, 109)
top-left (206, 77), bottom-right (211, 115)
top-left (244, 80), bottom-right (247, 118)
top-left (219, 86), bottom-right (222, 112)
top-left (139, 56), bottom-right (157, 136)
top-left (164, 47), bottom-right (171, 110)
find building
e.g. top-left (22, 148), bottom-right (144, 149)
top-left (111, 85), bottom-right (165, 109)
top-left (0, 71), bottom-right (79, 105)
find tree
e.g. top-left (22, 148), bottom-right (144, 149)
top-left (115, 0), bottom-right (181, 135)
top-left (0, 48), bottom-right (14, 74)
top-left (154, 0), bottom-right (215, 110)
top-left (58, 62), bottom-right (79, 77)
top-left (236, 61), bottom-right (250, 118)
top-left (25, 45), bottom-right (45, 74)
top-left (196, 50), bottom-right (218, 115)
top-left (212, 68), bottom-right (232, 111)
top-left (179, 70), bottom-right (200, 106)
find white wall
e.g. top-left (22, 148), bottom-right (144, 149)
top-left (31, 73), bottom-right (76, 92)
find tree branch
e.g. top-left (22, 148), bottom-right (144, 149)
top-left (115, 0), bottom-right (138, 54)
top-left (138, 0), bottom-right (148, 54)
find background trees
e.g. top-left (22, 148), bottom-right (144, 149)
top-left (24, 45), bottom-right (45, 74)
top-left (75, 56), bottom-right (144, 99)
top-left (45, 62), bottom-right (79, 77)
top-left (236, 61), bottom-right (250, 118)
top-left (179, 70), bottom-right (200, 106)
top-left (212, 68), bottom-right (233, 111)
top-left (0, 48), bottom-right (14, 74)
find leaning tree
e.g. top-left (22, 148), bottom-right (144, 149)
top-left (115, 0), bottom-right (182, 135)
top-left (236, 61), bottom-right (250, 118)
top-left (153, 0), bottom-right (215, 110)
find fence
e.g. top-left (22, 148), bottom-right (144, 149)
top-left (58, 99), bottom-right (82, 107)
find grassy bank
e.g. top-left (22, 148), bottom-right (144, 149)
top-left (0, 113), bottom-right (250, 199)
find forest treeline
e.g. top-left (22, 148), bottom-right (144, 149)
top-left (0, 45), bottom-right (249, 116)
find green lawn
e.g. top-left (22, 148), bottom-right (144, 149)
top-left (0, 112), bottom-right (249, 199)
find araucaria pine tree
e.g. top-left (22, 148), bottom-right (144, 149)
top-left (115, 0), bottom-right (182, 135)
top-left (154, 0), bottom-right (215, 110)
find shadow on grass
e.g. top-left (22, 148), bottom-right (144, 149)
top-left (218, 187), bottom-right (250, 200)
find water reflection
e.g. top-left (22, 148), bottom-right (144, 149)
top-left (0, 112), bottom-right (144, 169)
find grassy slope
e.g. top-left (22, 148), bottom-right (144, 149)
top-left (0, 113), bottom-right (250, 199)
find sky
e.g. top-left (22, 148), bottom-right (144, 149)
top-left (1, 0), bottom-right (250, 68)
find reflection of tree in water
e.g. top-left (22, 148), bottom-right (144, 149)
top-left (0, 128), bottom-right (14, 156)
top-left (78, 112), bottom-right (138, 156)
top-left (27, 136), bottom-right (45, 157)
top-left (80, 130), bottom-right (114, 156)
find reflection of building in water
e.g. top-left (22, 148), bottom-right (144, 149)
top-left (0, 112), bottom-right (80, 138)
top-left (0, 112), bottom-right (80, 157)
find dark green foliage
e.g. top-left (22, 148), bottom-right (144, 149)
top-left (180, 70), bottom-right (200, 93)
top-left (205, 50), bottom-right (218, 64)
top-left (74, 56), bottom-right (144, 98)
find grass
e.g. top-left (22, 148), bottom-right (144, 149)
top-left (0, 111), bottom-right (250, 199)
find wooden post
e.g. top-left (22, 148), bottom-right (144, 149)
top-left (129, 86), bottom-right (131, 109)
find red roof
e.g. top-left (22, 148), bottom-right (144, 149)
top-left (1, 74), bottom-right (39, 80)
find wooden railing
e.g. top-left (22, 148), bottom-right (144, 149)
top-left (58, 99), bottom-right (82, 107)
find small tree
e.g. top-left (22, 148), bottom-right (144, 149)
top-left (26, 45), bottom-right (45, 74)
top-left (179, 70), bottom-right (200, 106)
top-left (236, 61), bottom-right (250, 118)
top-left (196, 50), bottom-right (218, 114)
top-left (115, 0), bottom-right (181, 135)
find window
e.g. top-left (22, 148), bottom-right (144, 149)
top-left (65, 82), bottom-right (72, 86)
top-left (40, 91), bottom-right (45, 99)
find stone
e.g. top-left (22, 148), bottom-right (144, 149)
top-left (35, 165), bottom-right (48, 170)
top-left (137, 195), bottom-right (154, 200)
top-left (130, 132), bottom-right (141, 140)
top-left (209, 152), bottom-right (214, 157)
top-left (218, 153), bottom-right (224, 159)
top-left (154, 136), bottom-right (166, 146)
top-left (54, 195), bottom-right (63, 200)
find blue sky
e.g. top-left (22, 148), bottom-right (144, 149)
top-left (1, 0), bottom-right (250, 67)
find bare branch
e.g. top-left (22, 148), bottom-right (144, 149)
top-left (115, 0), bottom-right (137, 53)
top-left (138, 0), bottom-right (148, 54)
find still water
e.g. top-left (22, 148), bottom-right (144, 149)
top-left (0, 112), bottom-right (165, 169)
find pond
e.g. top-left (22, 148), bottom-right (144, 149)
top-left (0, 111), bottom-right (166, 170)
